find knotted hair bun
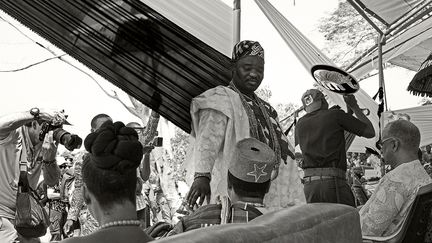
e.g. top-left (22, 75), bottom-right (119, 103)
top-left (84, 121), bottom-right (143, 171)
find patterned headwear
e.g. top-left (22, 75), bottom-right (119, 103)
top-left (229, 138), bottom-right (276, 183)
top-left (232, 40), bottom-right (264, 62)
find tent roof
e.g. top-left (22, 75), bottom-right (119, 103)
top-left (350, 16), bottom-right (432, 78)
top-left (0, 0), bottom-right (233, 133)
top-left (353, 0), bottom-right (425, 26)
top-left (347, 1), bottom-right (432, 78)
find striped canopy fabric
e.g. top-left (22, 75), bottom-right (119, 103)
top-left (0, 0), bottom-right (233, 132)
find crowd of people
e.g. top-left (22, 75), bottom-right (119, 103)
top-left (1, 40), bottom-right (432, 243)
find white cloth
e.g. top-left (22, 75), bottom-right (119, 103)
top-left (360, 160), bottom-right (432, 236)
top-left (185, 86), bottom-right (305, 211)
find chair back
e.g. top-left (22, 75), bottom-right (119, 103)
top-left (401, 183), bottom-right (432, 243)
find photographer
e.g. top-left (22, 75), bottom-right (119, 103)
top-left (0, 108), bottom-right (81, 242)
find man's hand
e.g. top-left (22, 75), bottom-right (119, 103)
top-left (41, 131), bottom-right (58, 161)
top-left (343, 94), bottom-right (359, 109)
top-left (63, 219), bottom-right (74, 235)
top-left (186, 177), bottom-right (211, 207)
top-left (143, 145), bottom-right (155, 154)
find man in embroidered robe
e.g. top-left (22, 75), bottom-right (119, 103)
top-left (360, 120), bottom-right (432, 237)
top-left (171, 138), bottom-right (275, 235)
top-left (185, 40), bottom-right (305, 211)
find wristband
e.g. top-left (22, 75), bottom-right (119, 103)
top-left (194, 172), bottom-right (211, 181)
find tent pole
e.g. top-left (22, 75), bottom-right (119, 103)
top-left (378, 34), bottom-right (388, 112)
top-left (233, 0), bottom-right (241, 46)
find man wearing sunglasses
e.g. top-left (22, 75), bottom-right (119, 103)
top-left (295, 89), bottom-right (375, 207)
top-left (359, 119), bottom-right (432, 237)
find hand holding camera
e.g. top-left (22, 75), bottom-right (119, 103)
top-left (38, 109), bottom-right (83, 151)
top-left (41, 131), bottom-right (57, 162)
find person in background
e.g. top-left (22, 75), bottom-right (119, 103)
top-left (61, 121), bottom-right (152, 243)
top-left (360, 120), bottom-right (432, 237)
top-left (295, 90), bottom-right (375, 207)
top-left (0, 108), bottom-right (62, 242)
top-left (126, 120), bottom-right (159, 229)
top-left (170, 138), bottom-right (275, 235)
top-left (64, 114), bottom-right (112, 236)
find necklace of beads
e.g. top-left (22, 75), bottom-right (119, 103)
top-left (228, 82), bottom-right (281, 166)
top-left (99, 220), bottom-right (141, 230)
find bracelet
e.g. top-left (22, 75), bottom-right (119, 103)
top-left (42, 160), bottom-right (56, 165)
top-left (194, 172), bottom-right (211, 181)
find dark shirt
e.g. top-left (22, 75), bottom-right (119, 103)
top-left (295, 109), bottom-right (367, 171)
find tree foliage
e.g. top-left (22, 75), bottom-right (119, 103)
top-left (318, 1), bottom-right (384, 68)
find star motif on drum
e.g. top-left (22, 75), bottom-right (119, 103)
top-left (247, 164), bottom-right (268, 182)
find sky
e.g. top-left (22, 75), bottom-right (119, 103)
top-left (0, 0), bottom-right (423, 142)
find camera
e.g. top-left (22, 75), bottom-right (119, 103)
top-left (39, 122), bottom-right (82, 151)
top-left (151, 137), bottom-right (163, 147)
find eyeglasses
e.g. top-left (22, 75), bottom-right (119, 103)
top-left (378, 137), bottom-right (395, 147)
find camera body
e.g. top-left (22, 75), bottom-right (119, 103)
top-left (39, 122), bottom-right (82, 151)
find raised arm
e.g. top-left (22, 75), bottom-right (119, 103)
top-left (0, 109), bottom-right (55, 140)
top-left (343, 95), bottom-right (375, 138)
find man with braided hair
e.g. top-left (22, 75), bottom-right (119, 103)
top-left (185, 40), bottom-right (305, 211)
top-left (61, 121), bottom-right (152, 243)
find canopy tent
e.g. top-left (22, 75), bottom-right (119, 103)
top-left (383, 105), bottom-right (432, 148)
top-left (347, 0), bottom-right (432, 77)
top-left (255, 0), bottom-right (380, 153)
top-left (342, 0), bottom-right (432, 151)
top-left (0, 0), bottom-right (234, 133)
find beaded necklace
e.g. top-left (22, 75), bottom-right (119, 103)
top-left (228, 82), bottom-right (281, 165)
top-left (99, 219), bottom-right (141, 230)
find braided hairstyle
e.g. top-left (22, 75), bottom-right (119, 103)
top-left (82, 121), bottom-right (143, 209)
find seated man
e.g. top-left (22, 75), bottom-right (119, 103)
top-left (360, 120), bottom-right (432, 237)
top-left (170, 138), bottom-right (275, 234)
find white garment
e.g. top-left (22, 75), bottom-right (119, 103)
top-left (185, 86), bottom-right (305, 211)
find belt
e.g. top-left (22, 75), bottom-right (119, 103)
top-left (302, 175), bottom-right (346, 184)
top-left (303, 167), bottom-right (346, 179)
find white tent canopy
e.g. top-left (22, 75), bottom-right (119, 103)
top-left (383, 105), bottom-right (432, 147)
top-left (141, 0), bottom-right (233, 57)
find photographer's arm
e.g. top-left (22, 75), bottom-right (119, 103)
top-left (142, 110), bottom-right (160, 145)
top-left (41, 132), bottom-right (61, 186)
top-left (0, 111), bottom-right (35, 140)
top-left (140, 152), bottom-right (151, 181)
top-left (0, 109), bottom-right (56, 140)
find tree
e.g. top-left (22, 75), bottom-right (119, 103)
top-left (318, 1), bottom-right (384, 68)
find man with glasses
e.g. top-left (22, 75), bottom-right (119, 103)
top-left (295, 89), bottom-right (375, 207)
top-left (359, 120), bottom-right (432, 237)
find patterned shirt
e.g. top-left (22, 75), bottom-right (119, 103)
top-left (360, 160), bottom-right (432, 236)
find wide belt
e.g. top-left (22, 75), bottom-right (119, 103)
top-left (303, 167), bottom-right (346, 180)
